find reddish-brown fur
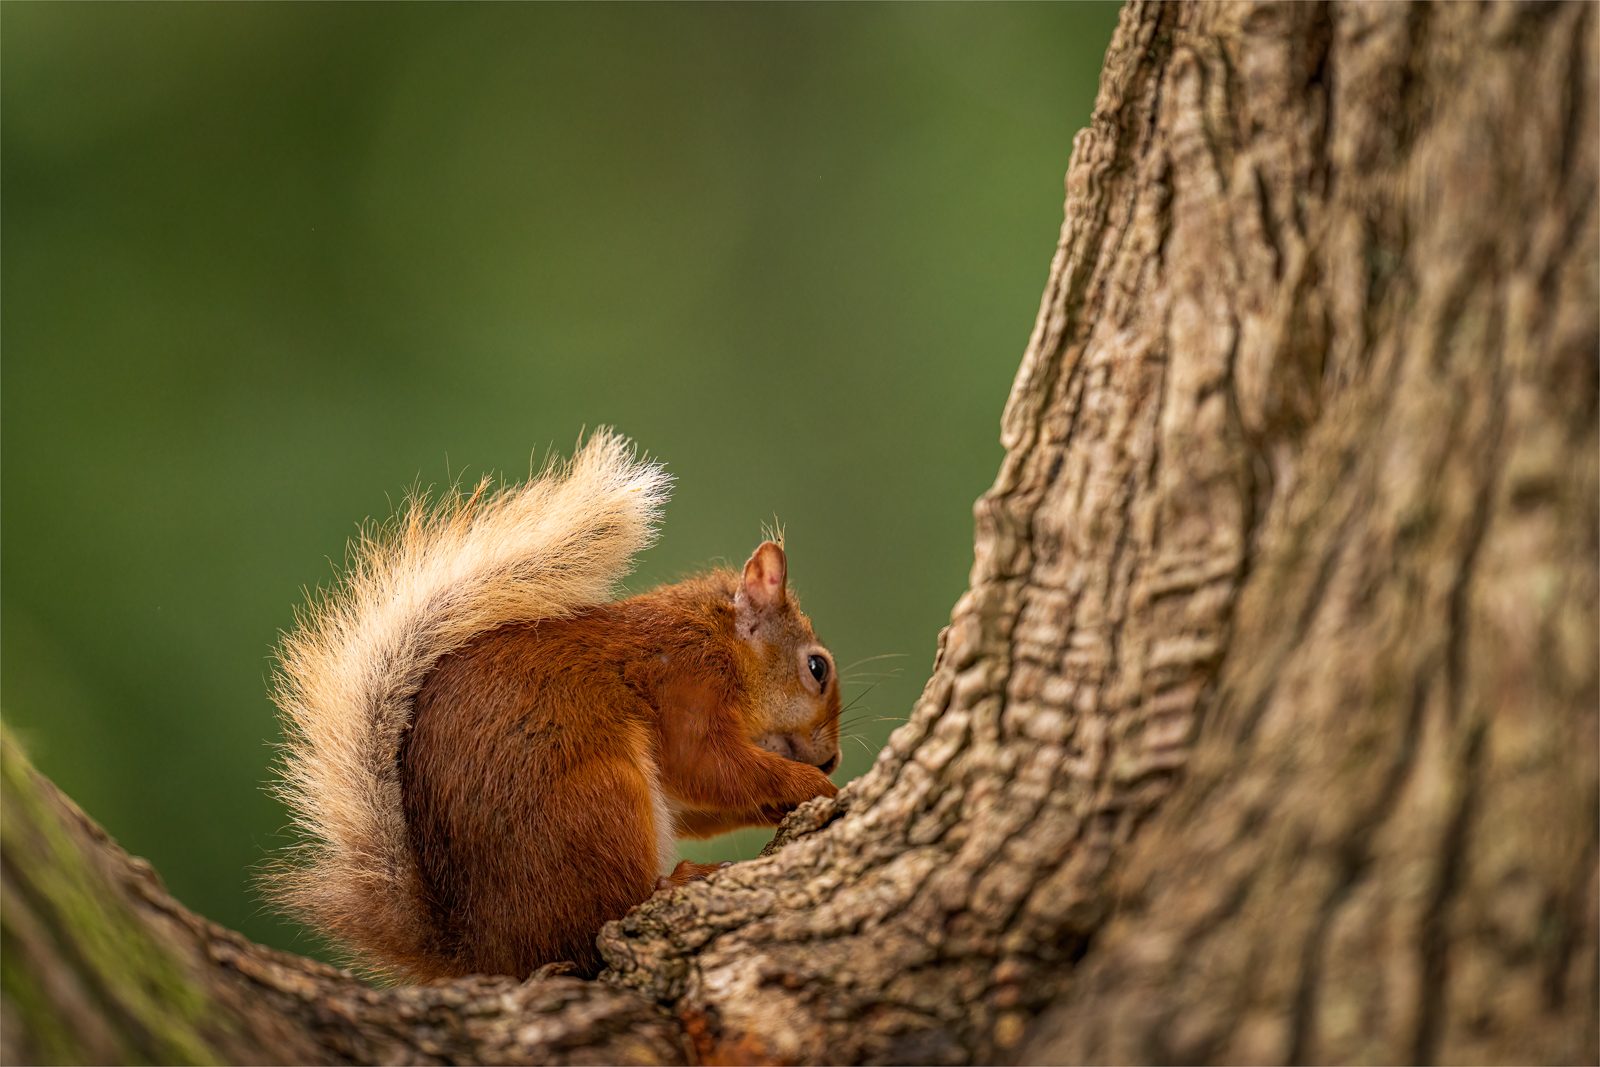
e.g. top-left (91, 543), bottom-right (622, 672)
top-left (399, 555), bottom-right (839, 978)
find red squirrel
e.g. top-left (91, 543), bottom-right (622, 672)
top-left (266, 432), bottom-right (841, 980)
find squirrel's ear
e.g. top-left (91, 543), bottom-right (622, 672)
top-left (738, 541), bottom-right (788, 616)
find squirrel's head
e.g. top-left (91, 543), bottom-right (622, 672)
top-left (733, 540), bottom-right (841, 776)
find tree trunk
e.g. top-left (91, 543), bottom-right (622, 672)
top-left (3, 2), bottom-right (1594, 1064)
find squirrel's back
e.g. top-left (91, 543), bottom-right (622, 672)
top-left (265, 431), bottom-right (670, 978)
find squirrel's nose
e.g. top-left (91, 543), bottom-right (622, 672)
top-left (816, 752), bottom-right (839, 775)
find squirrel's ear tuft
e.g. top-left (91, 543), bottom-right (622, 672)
top-left (739, 540), bottom-right (788, 615)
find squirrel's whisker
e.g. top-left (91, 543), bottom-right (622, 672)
top-left (840, 683), bottom-right (878, 712)
top-left (842, 671), bottom-right (903, 683)
top-left (838, 652), bottom-right (908, 673)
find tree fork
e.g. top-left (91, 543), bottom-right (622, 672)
top-left (3, 2), bottom-right (1595, 1064)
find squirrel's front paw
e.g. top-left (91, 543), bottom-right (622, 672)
top-left (765, 771), bottom-right (839, 821)
top-left (759, 790), bottom-right (835, 825)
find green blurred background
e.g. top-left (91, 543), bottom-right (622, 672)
top-left (1, 3), bottom-right (1119, 959)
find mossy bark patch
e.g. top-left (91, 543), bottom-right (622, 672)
top-left (2, 731), bottom-right (225, 1064)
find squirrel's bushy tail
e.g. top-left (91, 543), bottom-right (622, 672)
top-left (265, 430), bottom-right (670, 978)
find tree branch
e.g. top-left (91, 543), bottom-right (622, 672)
top-left (1, 735), bottom-right (686, 1066)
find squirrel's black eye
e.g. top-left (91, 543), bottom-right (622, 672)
top-left (807, 654), bottom-right (829, 687)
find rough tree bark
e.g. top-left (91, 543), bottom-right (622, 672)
top-left (3, 2), bottom-right (1595, 1064)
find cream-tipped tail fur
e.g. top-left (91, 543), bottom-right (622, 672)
top-left (264, 429), bottom-right (671, 978)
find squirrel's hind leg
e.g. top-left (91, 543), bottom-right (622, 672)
top-left (655, 859), bottom-right (731, 891)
